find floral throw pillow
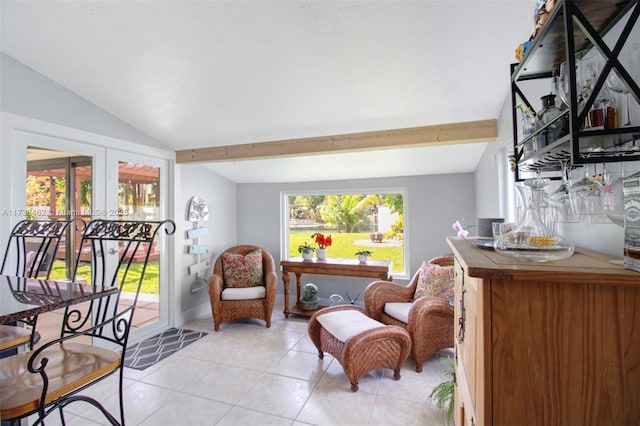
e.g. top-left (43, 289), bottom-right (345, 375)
top-left (413, 261), bottom-right (454, 300)
top-left (222, 249), bottom-right (263, 288)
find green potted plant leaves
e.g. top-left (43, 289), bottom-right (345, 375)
top-left (354, 250), bottom-right (373, 263)
top-left (298, 242), bottom-right (315, 261)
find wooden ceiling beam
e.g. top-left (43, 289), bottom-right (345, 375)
top-left (175, 119), bottom-right (497, 164)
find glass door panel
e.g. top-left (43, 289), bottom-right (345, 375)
top-left (25, 147), bottom-right (93, 346)
top-left (26, 147), bottom-right (92, 280)
top-left (108, 151), bottom-right (169, 340)
top-left (119, 161), bottom-right (161, 331)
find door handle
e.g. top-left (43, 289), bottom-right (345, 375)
top-left (108, 248), bottom-right (118, 255)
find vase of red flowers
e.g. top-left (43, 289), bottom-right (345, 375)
top-left (311, 232), bottom-right (332, 260)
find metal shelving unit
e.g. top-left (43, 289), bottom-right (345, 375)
top-left (511, 0), bottom-right (640, 181)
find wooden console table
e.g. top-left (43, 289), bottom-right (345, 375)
top-left (281, 257), bottom-right (393, 318)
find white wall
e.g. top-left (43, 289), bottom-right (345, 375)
top-left (176, 164), bottom-right (237, 322)
top-left (236, 173), bottom-right (476, 306)
top-left (1, 53), bottom-right (168, 150)
top-left (0, 53), bottom-right (239, 328)
top-left (474, 90), bottom-right (512, 219)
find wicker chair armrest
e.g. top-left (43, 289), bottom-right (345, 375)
top-left (409, 296), bottom-right (454, 321)
top-left (208, 274), bottom-right (223, 301)
top-left (264, 270), bottom-right (278, 295)
top-left (407, 296), bottom-right (454, 339)
top-left (364, 280), bottom-right (414, 320)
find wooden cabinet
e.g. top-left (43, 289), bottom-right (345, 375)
top-left (453, 260), bottom-right (486, 426)
top-left (448, 237), bottom-right (640, 425)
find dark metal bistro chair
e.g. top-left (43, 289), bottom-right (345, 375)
top-left (0, 219), bottom-right (175, 425)
top-left (0, 219), bottom-right (86, 353)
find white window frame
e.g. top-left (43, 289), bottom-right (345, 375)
top-left (280, 187), bottom-right (409, 277)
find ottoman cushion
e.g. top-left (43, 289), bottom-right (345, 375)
top-left (316, 310), bottom-right (383, 342)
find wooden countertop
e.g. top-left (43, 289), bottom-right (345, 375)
top-left (447, 237), bottom-right (640, 286)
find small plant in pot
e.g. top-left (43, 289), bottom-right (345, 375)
top-left (298, 242), bottom-right (315, 261)
top-left (355, 250), bottom-right (373, 263)
top-left (300, 283), bottom-right (319, 310)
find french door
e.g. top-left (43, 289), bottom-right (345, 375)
top-left (106, 150), bottom-right (170, 341)
top-left (18, 131), bottom-right (171, 344)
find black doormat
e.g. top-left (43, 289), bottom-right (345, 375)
top-left (124, 328), bottom-right (207, 370)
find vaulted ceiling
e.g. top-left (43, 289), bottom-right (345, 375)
top-left (1, 1), bottom-right (533, 183)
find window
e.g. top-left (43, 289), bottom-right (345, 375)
top-left (282, 189), bottom-right (407, 275)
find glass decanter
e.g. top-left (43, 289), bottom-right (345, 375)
top-left (495, 178), bottom-right (575, 262)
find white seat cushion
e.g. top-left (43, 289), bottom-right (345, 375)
top-left (221, 286), bottom-right (266, 300)
top-left (384, 302), bottom-right (412, 324)
top-left (316, 310), bottom-right (383, 343)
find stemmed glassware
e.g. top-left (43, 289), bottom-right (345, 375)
top-left (557, 62), bottom-right (571, 108)
top-left (605, 42), bottom-right (640, 128)
top-left (606, 45), bottom-right (634, 127)
top-left (629, 43), bottom-right (640, 125)
top-left (550, 158), bottom-right (579, 223)
top-left (534, 170), bottom-right (557, 233)
top-left (579, 49), bottom-right (606, 128)
top-left (603, 163), bottom-right (625, 227)
top-left (570, 164), bottom-right (604, 216)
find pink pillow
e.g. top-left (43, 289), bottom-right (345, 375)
top-left (413, 261), bottom-right (454, 300)
top-left (222, 249), bottom-right (263, 288)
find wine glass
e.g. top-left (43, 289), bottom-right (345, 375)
top-left (558, 59), bottom-right (578, 109)
top-left (603, 163), bottom-right (625, 227)
top-left (557, 63), bottom-right (570, 108)
top-left (579, 49), bottom-right (605, 127)
top-left (550, 159), bottom-right (579, 223)
top-left (606, 47), bottom-right (633, 127)
top-left (628, 43), bottom-right (640, 125)
top-left (533, 170), bottom-right (557, 233)
top-left (570, 164), bottom-right (603, 216)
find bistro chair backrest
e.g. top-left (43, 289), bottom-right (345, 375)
top-left (0, 219), bottom-right (176, 426)
top-left (1, 219), bottom-right (86, 279)
top-left (0, 218), bottom-right (86, 351)
top-left (62, 219), bottom-right (176, 339)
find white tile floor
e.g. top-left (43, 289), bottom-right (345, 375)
top-left (27, 304), bottom-right (452, 426)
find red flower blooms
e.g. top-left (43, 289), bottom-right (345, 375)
top-left (311, 233), bottom-right (332, 249)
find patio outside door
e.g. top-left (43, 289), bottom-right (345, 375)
top-left (20, 133), bottom-right (172, 345)
top-left (107, 150), bottom-right (170, 341)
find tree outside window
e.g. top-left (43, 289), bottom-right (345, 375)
top-left (286, 191), bottom-right (406, 274)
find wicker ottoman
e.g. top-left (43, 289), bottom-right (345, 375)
top-left (308, 305), bottom-right (411, 392)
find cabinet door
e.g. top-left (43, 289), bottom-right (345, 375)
top-left (454, 260), bottom-right (481, 425)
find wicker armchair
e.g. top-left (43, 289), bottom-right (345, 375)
top-left (364, 254), bottom-right (454, 372)
top-left (208, 245), bottom-right (277, 331)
